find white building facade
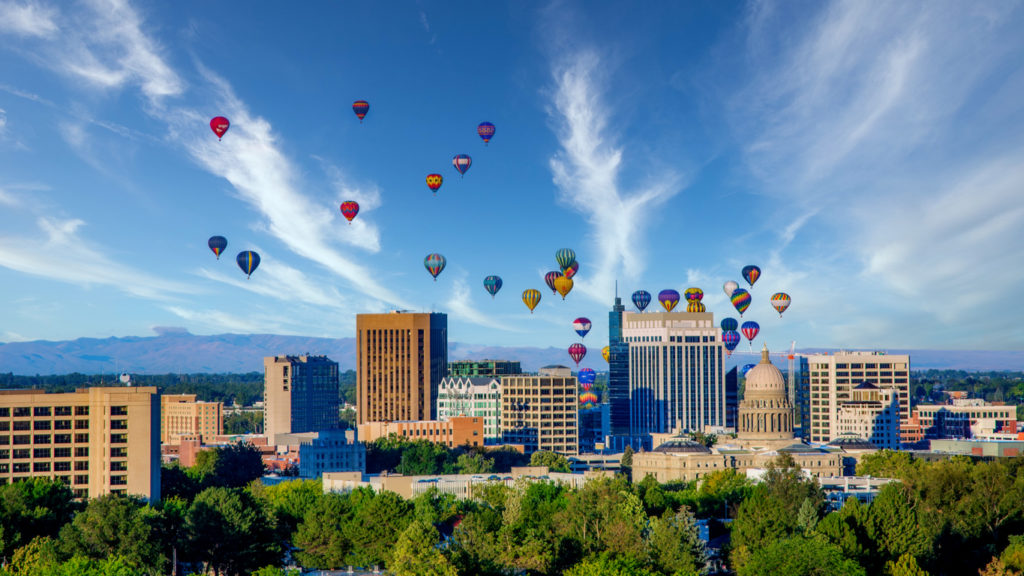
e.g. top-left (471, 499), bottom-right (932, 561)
top-left (835, 382), bottom-right (901, 450)
top-left (805, 352), bottom-right (910, 444)
top-left (437, 376), bottom-right (502, 441)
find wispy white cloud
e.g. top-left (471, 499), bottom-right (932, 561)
top-left (165, 306), bottom-right (282, 335)
top-left (0, 0), bottom-right (58, 38)
top-left (0, 217), bottom-right (196, 299)
top-left (196, 257), bottom-right (351, 311)
top-left (316, 158), bottom-right (383, 253)
top-left (548, 51), bottom-right (684, 302)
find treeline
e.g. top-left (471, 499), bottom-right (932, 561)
top-left (912, 370), bottom-right (1024, 404)
top-left (0, 369), bottom-right (358, 407)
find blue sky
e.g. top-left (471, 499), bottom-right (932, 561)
top-left (1, 0), bottom-right (1023, 357)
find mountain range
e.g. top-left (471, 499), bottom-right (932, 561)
top-left (0, 328), bottom-right (1020, 375)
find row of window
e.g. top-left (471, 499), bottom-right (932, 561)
top-left (0, 406), bottom-right (129, 418)
top-left (0, 432), bottom-right (127, 445)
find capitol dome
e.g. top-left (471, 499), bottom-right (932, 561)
top-left (736, 344), bottom-right (794, 447)
top-left (745, 346), bottom-right (786, 395)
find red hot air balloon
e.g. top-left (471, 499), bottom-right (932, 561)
top-left (426, 174), bottom-right (443, 195)
top-left (564, 261), bottom-right (579, 279)
top-left (340, 201), bottom-right (359, 224)
top-left (210, 116), bottom-right (229, 140)
top-left (568, 343), bottom-right (587, 367)
top-left (352, 100), bottom-right (369, 123)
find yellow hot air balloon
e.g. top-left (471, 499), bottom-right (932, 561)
top-left (554, 275), bottom-right (574, 300)
top-left (522, 289), bottom-right (542, 313)
top-left (602, 346), bottom-right (610, 362)
top-left (686, 301), bottom-right (706, 313)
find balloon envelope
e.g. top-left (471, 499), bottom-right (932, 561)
top-left (563, 261), bottom-right (579, 279)
top-left (578, 368), bottom-right (596, 384)
top-left (601, 346), bottom-right (610, 362)
top-left (742, 265), bottom-right (761, 288)
top-left (208, 236), bottom-right (227, 259)
top-left (426, 174), bottom-right (443, 195)
top-left (721, 318), bottom-right (739, 332)
top-left (424, 253), bottom-right (446, 281)
top-left (658, 289), bottom-right (680, 312)
top-left (721, 330), bottom-right (740, 353)
top-left (771, 292), bottom-right (792, 317)
top-left (684, 287), bottom-right (704, 301)
top-left (572, 317), bottom-right (592, 338)
top-left (555, 248), bottom-right (576, 271)
top-left (568, 343), bottom-right (587, 366)
top-left (554, 276), bottom-right (574, 300)
top-left (544, 271), bottom-right (561, 294)
top-left (478, 122), bottom-right (495, 144)
top-left (632, 290), bottom-right (651, 312)
top-left (731, 288), bottom-right (752, 316)
top-left (210, 116), bottom-right (229, 140)
top-left (452, 154), bottom-right (472, 176)
top-left (741, 363), bottom-right (757, 376)
top-left (340, 201), bottom-right (359, 223)
top-left (352, 100), bottom-right (369, 122)
top-left (236, 250), bottom-right (260, 278)
top-left (723, 280), bottom-right (739, 297)
top-left (484, 275), bottom-right (503, 298)
top-left (522, 289), bottom-right (541, 313)
top-left (741, 321), bottom-right (760, 342)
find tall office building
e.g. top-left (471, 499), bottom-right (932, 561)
top-left (794, 356), bottom-right (811, 439)
top-left (0, 387), bottom-right (161, 501)
top-left (357, 311), bottom-right (448, 425)
top-left (805, 351), bottom-right (910, 444)
top-left (623, 309), bottom-right (725, 437)
top-left (725, 367), bottom-right (738, 430)
top-left (448, 360), bottom-right (521, 378)
top-left (501, 366), bottom-right (578, 455)
top-left (607, 295), bottom-right (630, 436)
top-left (161, 394), bottom-right (223, 445)
top-left (264, 355), bottom-right (340, 444)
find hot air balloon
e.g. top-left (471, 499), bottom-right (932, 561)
top-left (352, 100), bottom-right (369, 123)
top-left (452, 154), bottom-right (472, 177)
top-left (208, 236), bottom-right (227, 260)
top-left (484, 276), bottom-right (503, 299)
top-left (426, 174), bottom-right (443, 195)
top-left (601, 346), bottom-right (610, 362)
top-left (236, 250), bottom-right (260, 278)
top-left (741, 321), bottom-right (760, 343)
top-left (522, 289), bottom-right (541, 313)
top-left (721, 318), bottom-right (739, 332)
top-left (563, 261), bottom-right (579, 279)
top-left (771, 292), bottom-right (791, 317)
top-left (544, 271), bottom-right (561, 294)
top-left (572, 317), bottom-right (592, 338)
top-left (723, 280), bottom-right (739, 297)
top-left (742, 265), bottom-right (761, 288)
top-left (731, 288), bottom-right (752, 316)
top-left (684, 287), bottom-right (705, 313)
top-left (554, 276), bottom-right (574, 300)
top-left (632, 290), bottom-right (651, 312)
top-left (555, 248), bottom-right (576, 271)
top-left (721, 330), bottom-right (740, 355)
top-left (478, 122), bottom-right (495, 144)
top-left (210, 116), bottom-right (229, 140)
top-left (568, 343), bottom-right (587, 366)
top-left (578, 368), bottom-right (596, 384)
top-left (340, 201), bottom-right (359, 224)
top-left (424, 253), bottom-right (446, 281)
top-left (741, 363), bottom-right (757, 377)
top-left (658, 289), bottom-right (680, 313)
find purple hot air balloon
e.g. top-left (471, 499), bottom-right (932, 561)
top-left (658, 289), bottom-right (680, 313)
top-left (545, 271), bottom-right (561, 294)
top-left (572, 317), bottom-right (592, 339)
top-left (632, 290), bottom-right (651, 312)
top-left (721, 330), bottom-right (741, 355)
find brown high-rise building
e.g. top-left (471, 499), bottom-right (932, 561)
top-left (356, 311), bottom-right (448, 425)
top-left (0, 386), bottom-right (161, 502)
top-left (160, 394), bottom-right (223, 445)
top-left (264, 355), bottom-right (340, 444)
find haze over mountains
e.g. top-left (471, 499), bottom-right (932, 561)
top-left (0, 329), bottom-right (1021, 376)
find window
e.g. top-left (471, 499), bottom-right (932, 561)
top-left (0, 422), bottom-right (7, 431)
top-left (33, 420), bottom-right (51, 430)
top-left (74, 475), bottom-right (89, 485)
top-left (0, 463), bottom-right (7, 473)
top-left (53, 434), bottom-right (71, 444)
top-left (0, 449), bottom-right (7, 458)
top-left (13, 435), bottom-right (30, 445)
top-left (110, 420), bottom-right (128, 430)
top-left (33, 448), bottom-right (50, 458)
top-left (74, 447), bottom-right (88, 458)
top-left (54, 406), bottom-right (71, 416)
top-left (110, 433), bottom-right (127, 444)
top-left (74, 461), bottom-right (89, 471)
top-left (110, 406), bottom-right (128, 416)
top-left (54, 447), bottom-right (71, 458)
top-left (13, 463), bottom-right (29, 473)
top-left (110, 447), bottom-right (127, 458)
top-left (54, 462), bottom-right (71, 472)
top-left (0, 408), bottom-right (8, 417)
top-left (33, 462), bottom-right (50, 472)
top-left (74, 406), bottom-right (89, 416)
top-left (12, 449), bottom-right (29, 459)
top-left (33, 406), bottom-right (51, 417)
top-left (34, 434), bottom-right (51, 445)
top-left (74, 434), bottom-right (89, 443)
top-left (0, 435), bottom-right (7, 445)
top-left (13, 421), bottom-right (30, 431)
top-left (13, 407), bottom-right (30, 417)
top-left (110, 461), bottom-right (127, 471)
top-left (54, 420), bottom-right (71, 430)
top-left (74, 420), bottom-right (89, 430)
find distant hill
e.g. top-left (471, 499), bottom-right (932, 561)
top-left (0, 329), bottom-right (1020, 375)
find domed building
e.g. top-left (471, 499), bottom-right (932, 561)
top-left (735, 345), bottom-right (796, 450)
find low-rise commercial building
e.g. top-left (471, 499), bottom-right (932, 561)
top-left (275, 429), bottom-right (366, 478)
top-left (358, 416), bottom-right (485, 448)
top-left (161, 394), bottom-right (223, 445)
top-left (437, 377), bottom-right (502, 440)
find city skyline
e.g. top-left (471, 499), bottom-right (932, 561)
top-left (1, 1), bottom-right (1023, 353)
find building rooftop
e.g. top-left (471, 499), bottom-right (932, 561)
top-left (652, 438), bottom-right (712, 455)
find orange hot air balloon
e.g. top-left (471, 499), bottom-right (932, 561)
top-left (522, 289), bottom-right (542, 313)
top-left (426, 174), bottom-right (443, 195)
top-left (602, 346), bottom-right (610, 362)
top-left (554, 275), bottom-right (574, 300)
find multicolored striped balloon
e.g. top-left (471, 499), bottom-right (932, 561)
top-left (208, 236), bottom-right (227, 259)
top-left (741, 321), bottom-right (760, 342)
top-left (484, 275), bottom-right (502, 299)
top-left (424, 253), bottom-right (446, 281)
top-left (721, 330), bottom-right (740, 355)
top-left (522, 289), bottom-right (541, 313)
top-left (721, 318), bottom-right (739, 332)
top-left (742, 265), bottom-right (761, 288)
top-left (545, 271), bottom-right (561, 294)
top-left (452, 154), bottom-right (472, 177)
top-left (771, 292), bottom-right (792, 317)
top-left (730, 288), bottom-right (751, 316)
top-left (555, 248), bottom-right (576, 271)
top-left (236, 250), bottom-right (260, 279)
top-left (658, 289), bottom-right (680, 313)
top-left (632, 290), bottom-right (651, 312)
top-left (352, 100), bottom-right (369, 123)
top-left (340, 201), bottom-right (359, 224)
top-left (477, 122), bottom-right (495, 144)
top-left (568, 343), bottom-right (587, 366)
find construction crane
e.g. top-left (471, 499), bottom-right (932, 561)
top-left (786, 340), bottom-right (796, 408)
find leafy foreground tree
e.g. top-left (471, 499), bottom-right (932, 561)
top-left (0, 478), bottom-right (78, 559)
top-left (530, 450), bottom-right (571, 473)
top-left (388, 519), bottom-right (458, 576)
top-left (56, 493), bottom-right (166, 575)
top-left (564, 552), bottom-right (660, 576)
top-left (737, 536), bottom-right (866, 576)
top-left (187, 487), bottom-right (282, 576)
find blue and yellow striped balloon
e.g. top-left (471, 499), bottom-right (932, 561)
top-left (236, 251), bottom-right (260, 279)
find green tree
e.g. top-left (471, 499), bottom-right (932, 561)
top-left (448, 506), bottom-right (504, 576)
top-left (0, 478), bottom-right (78, 558)
top-left (530, 450), bottom-right (571, 473)
top-left (342, 488), bottom-right (414, 567)
top-left (814, 497), bottom-right (874, 571)
top-left (251, 567), bottom-right (300, 576)
top-left (866, 483), bottom-right (934, 566)
top-left (556, 477), bottom-right (646, 560)
top-left (738, 536), bottom-right (866, 576)
top-left (224, 411), bottom-right (263, 434)
top-left (190, 442), bottom-right (266, 488)
top-left (856, 450), bottom-right (919, 479)
top-left (455, 452), bottom-right (495, 474)
top-left (292, 492), bottom-right (350, 570)
top-left (388, 519), bottom-right (457, 576)
top-left (620, 446), bottom-right (634, 480)
top-left (187, 487), bottom-right (282, 576)
top-left (56, 493), bottom-right (165, 574)
top-left (797, 497), bottom-right (820, 534)
top-left (1002, 535), bottom-right (1024, 572)
top-left (3, 536), bottom-right (60, 575)
top-left (251, 478), bottom-right (323, 535)
top-left (564, 552), bottom-right (660, 576)
top-left (398, 440), bottom-right (453, 475)
top-left (647, 508), bottom-right (704, 576)
top-left (885, 553), bottom-right (931, 576)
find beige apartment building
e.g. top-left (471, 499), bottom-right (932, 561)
top-left (356, 312), bottom-right (448, 425)
top-left (805, 351), bottom-right (910, 444)
top-left (264, 355), bottom-right (340, 445)
top-left (501, 366), bottom-right (579, 456)
top-left (0, 386), bottom-right (161, 502)
top-left (160, 394), bottom-right (223, 445)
